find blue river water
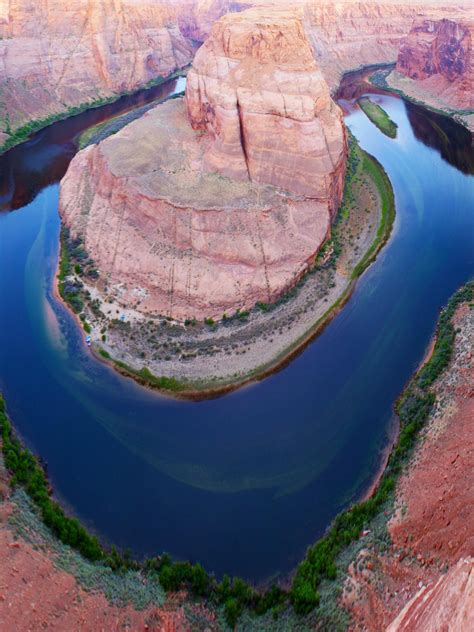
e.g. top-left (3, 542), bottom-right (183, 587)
top-left (0, 76), bottom-right (472, 581)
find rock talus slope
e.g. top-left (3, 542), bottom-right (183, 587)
top-left (59, 8), bottom-right (347, 321)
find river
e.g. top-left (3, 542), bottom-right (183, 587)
top-left (0, 71), bottom-right (472, 581)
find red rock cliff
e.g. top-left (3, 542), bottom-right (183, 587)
top-left (1, 0), bottom-right (470, 146)
top-left (185, 7), bottom-right (347, 209)
top-left (0, 0), bottom-right (195, 138)
top-left (59, 8), bottom-right (346, 321)
top-left (395, 17), bottom-right (473, 111)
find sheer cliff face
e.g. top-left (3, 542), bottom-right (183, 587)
top-left (397, 18), bottom-right (472, 81)
top-left (59, 9), bottom-right (346, 321)
top-left (185, 8), bottom-right (347, 208)
top-left (0, 0), bottom-right (195, 135)
top-left (0, 0), bottom-right (470, 144)
top-left (394, 18), bottom-right (473, 110)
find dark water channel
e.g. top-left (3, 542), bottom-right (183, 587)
top-left (0, 72), bottom-right (472, 581)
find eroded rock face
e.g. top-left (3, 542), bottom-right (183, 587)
top-left (387, 558), bottom-right (474, 632)
top-left (59, 9), bottom-right (346, 321)
top-left (0, 0), bottom-right (195, 136)
top-left (394, 17), bottom-right (473, 111)
top-left (1, 0), bottom-right (470, 144)
top-left (185, 8), bottom-right (347, 210)
top-left (397, 18), bottom-right (472, 81)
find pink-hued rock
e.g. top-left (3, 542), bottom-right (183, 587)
top-left (395, 17), bottom-right (473, 111)
top-left (0, 0), bottom-right (195, 134)
top-left (59, 8), bottom-right (346, 321)
top-left (387, 558), bottom-right (474, 632)
top-left (1, 0), bottom-right (470, 144)
top-left (185, 7), bottom-right (346, 208)
top-left (59, 99), bottom-right (333, 322)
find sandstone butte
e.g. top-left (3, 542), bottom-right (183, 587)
top-left (59, 8), bottom-right (347, 321)
top-left (394, 17), bottom-right (474, 112)
top-left (1, 0), bottom-right (472, 148)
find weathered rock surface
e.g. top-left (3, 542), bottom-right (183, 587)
top-left (185, 7), bottom-right (347, 206)
top-left (394, 17), bottom-right (473, 111)
top-left (1, 0), bottom-right (471, 146)
top-left (60, 9), bottom-right (345, 321)
top-left (0, 0), bottom-right (195, 137)
top-left (387, 558), bottom-right (474, 632)
top-left (301, 0), bottom-right (472, 90)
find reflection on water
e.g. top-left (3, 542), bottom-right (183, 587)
top-left (0, 77), bottom-right (184, 211)
top-left (0, 71), bottom-right (472, 580)
top-left (406, 102), bottom-right (474, 175)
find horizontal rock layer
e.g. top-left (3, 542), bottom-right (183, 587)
top-left (59, 98), bottom-right (332, 321)
top-left (185, 7), bottom-right (347, 206)
top-left (395, 17), bottom-right (473, 111)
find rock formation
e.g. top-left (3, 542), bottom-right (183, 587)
top-left (394, 17), bottom-right (473, 111)
top-left (59, 8), bottom-right (347, 321)
top-left (0, 0), bottom-right (195, 139)
top-left (185, 8), bottom-right (346, 206)
top-left (387, 558), bottom-right (474, 632)
top-left (397, 18), bottom-right (472, 82)
top-left (1, 0), bottom-right (471, 148)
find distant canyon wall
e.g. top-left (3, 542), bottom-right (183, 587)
top-left (394, 17), bottom-right (473, 111)
top-left (0, 0), bottom-right (471, 146)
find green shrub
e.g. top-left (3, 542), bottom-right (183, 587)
top-left (224, 597), bottom-right (242, 628)
top-left (289, 280), bottom-right (473, 613)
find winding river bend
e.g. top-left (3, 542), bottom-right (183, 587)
top-left (0, 72), bottom-right (472, 581)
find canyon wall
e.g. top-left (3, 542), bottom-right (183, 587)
top-left (281, 0), bottom-right (472, 90)
top-left (0, 0), bottom-right (196, 140)
top-left (1, 0), bottom-right (471, 149)
top-left (185, 7), bottom-right (346, 209)
top-left (392, 17), bottom-right (473, 111)
top-left (59, 9), bottom-right (346, 321)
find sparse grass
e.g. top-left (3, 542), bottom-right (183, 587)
top-left (358, 97), bottom-right (398, 138)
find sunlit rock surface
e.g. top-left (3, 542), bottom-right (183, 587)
top-left (59, 8), bottom-right (346, 321)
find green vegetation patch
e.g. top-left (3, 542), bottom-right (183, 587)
top-left (350, 151), bottom-right (395, 279)
top-left (289, 280), bottom-right (473, 618)
top-left (358, 97), bottom-right (398, 138)
top-left (57, 227), bottom-right (98, 315)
